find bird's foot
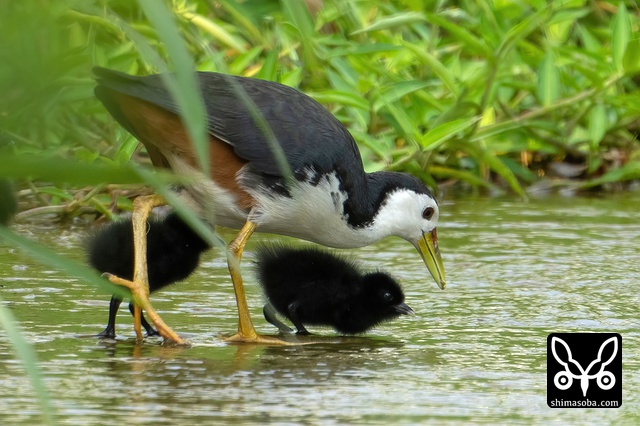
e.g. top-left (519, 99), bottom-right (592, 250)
top-left (102, 273), bottom-right (190, 346)
top-left (145, 329), bottom-right (161, 337)
top-left (96, 328), bottom-right (116, 339)
top-left (223, 332), bottom-right (295, 346)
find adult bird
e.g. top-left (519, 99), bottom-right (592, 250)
top-left (93, 67), bottom-right (446, 345)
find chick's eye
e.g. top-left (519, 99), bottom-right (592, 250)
top-left (382, 292), bottom-right (393, 302)
top-left (422, 207), bottom-right (435, 220)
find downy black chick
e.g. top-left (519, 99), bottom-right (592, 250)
top-left (87, 212), bottom-right (210, 338)
top-left (255, 244), bottom-right (414, 335)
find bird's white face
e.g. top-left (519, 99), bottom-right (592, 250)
top-left (376, 190), bottom-right (439, 237)
top-left (375, 189), bottom-right (446, 289)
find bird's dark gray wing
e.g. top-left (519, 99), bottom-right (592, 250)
top-left (93, 67), bottom-right (364, 177)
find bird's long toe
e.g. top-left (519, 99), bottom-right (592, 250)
top-left (223, 332), bottom-right (294, 346)
top-left (103, 273), bottom-right (190, 346)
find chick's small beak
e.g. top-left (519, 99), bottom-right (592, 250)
top-left (416, 228), bottom-right (446, 290)
top-left (394, 303), bottom-right (415, 316)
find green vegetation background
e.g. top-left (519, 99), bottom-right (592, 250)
top-left (1, 0), bottom-right (640, 222)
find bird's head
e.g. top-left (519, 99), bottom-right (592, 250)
top-left (361, 272), bottom-right (414, 317)
top-left (374, 185), bottom-right (446, 290)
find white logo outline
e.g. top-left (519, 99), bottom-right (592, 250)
top-left (551, 336), bottom-right (618, 397)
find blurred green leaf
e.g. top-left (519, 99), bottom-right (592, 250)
top-left (622, 38), bottom-right (640, 75)
top-left (481, 151), bottom-right (527, 197)
top-left (424, 12), bottom-right (492, 58)
top-left (498, 7), bottom-right (550, 58)
top-left (373, 81), bottom-right (431, 111)
top-left (588, 103), bottom-right (607, 150)
top-left (537, 49), bottom-right (561, 106)
top-left (281, 0), bottom-right (317, 68)
top-left (0, 180), bottom-right (17, 225)
top-left (216, 0), bottom-right (262, 43)
top-left (429, 165), bottom-right (500, 190)
top-left (114, 135), bottom-right (139, 164)
top-left (578, 24), bottom-right (601, 52)
top-left (612, 2), bottom-right (630, 72)
top-left (351, 12), bottom-right (425, 34)
top-left (420, 118), bottom-right (479, 150)
top-left (402, 41), bottom-right (458, 95)
top-left (181, 11), bottom-right (247, 53)
top-left (255, 49), bottom-right (279, 81)
top-left (582, 161), bottom-right (640, 188)
top-left (310, 90), bottom-right (370, 111)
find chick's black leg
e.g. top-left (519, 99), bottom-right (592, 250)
top-left (287, 302), bottom-right (310, 335)
top-left (97, 296), bottom-right (123, 338)
top-left (128, 302), bottom-right (159, 337)
top-left (263, 303), bottom-right (294, 333)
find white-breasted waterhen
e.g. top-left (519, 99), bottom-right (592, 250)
top-left (93, 67), bottom-right (446, 345)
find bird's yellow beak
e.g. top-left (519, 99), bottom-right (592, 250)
top-left (416, 228), bottom-right (446, 289)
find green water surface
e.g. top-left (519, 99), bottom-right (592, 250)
top-left (0, 194), bottom-right (638, 424)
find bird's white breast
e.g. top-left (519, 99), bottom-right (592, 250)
top-left (247, 171), bottom-right (376, 248)
top-left (167, 158), bottom-right (381, 248)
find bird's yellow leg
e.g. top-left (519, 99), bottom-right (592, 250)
top-left (104, 194), bottom-right (189, 346)
top-left (224, 221), bottom-right (290, 345)
top-left (133, 305), bottom-right (142, 340)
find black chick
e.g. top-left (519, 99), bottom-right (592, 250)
top-left (87, 212), bottom-right (210, 338)
top-left (255, 244), bottom-right (414, 335)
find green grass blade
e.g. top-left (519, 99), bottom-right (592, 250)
top-left (136, 0), bottom-right (210, 177)
top-left (0, 155), bottom-right (145, 185)
top-left (0, 226), bottom-right (129, 298)
top-left (351, 12), bottom-right (426, 34)
top-left (0, 291), bottom-right (56, 426)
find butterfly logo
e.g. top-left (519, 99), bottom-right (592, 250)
top-left (551, 336), bottom-right (618, 397)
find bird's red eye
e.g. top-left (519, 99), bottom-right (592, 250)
top-left (422, 207), bottom-right (435, 220)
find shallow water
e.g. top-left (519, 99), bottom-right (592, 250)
top-left (1, 194), bottom-right (639, 424)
